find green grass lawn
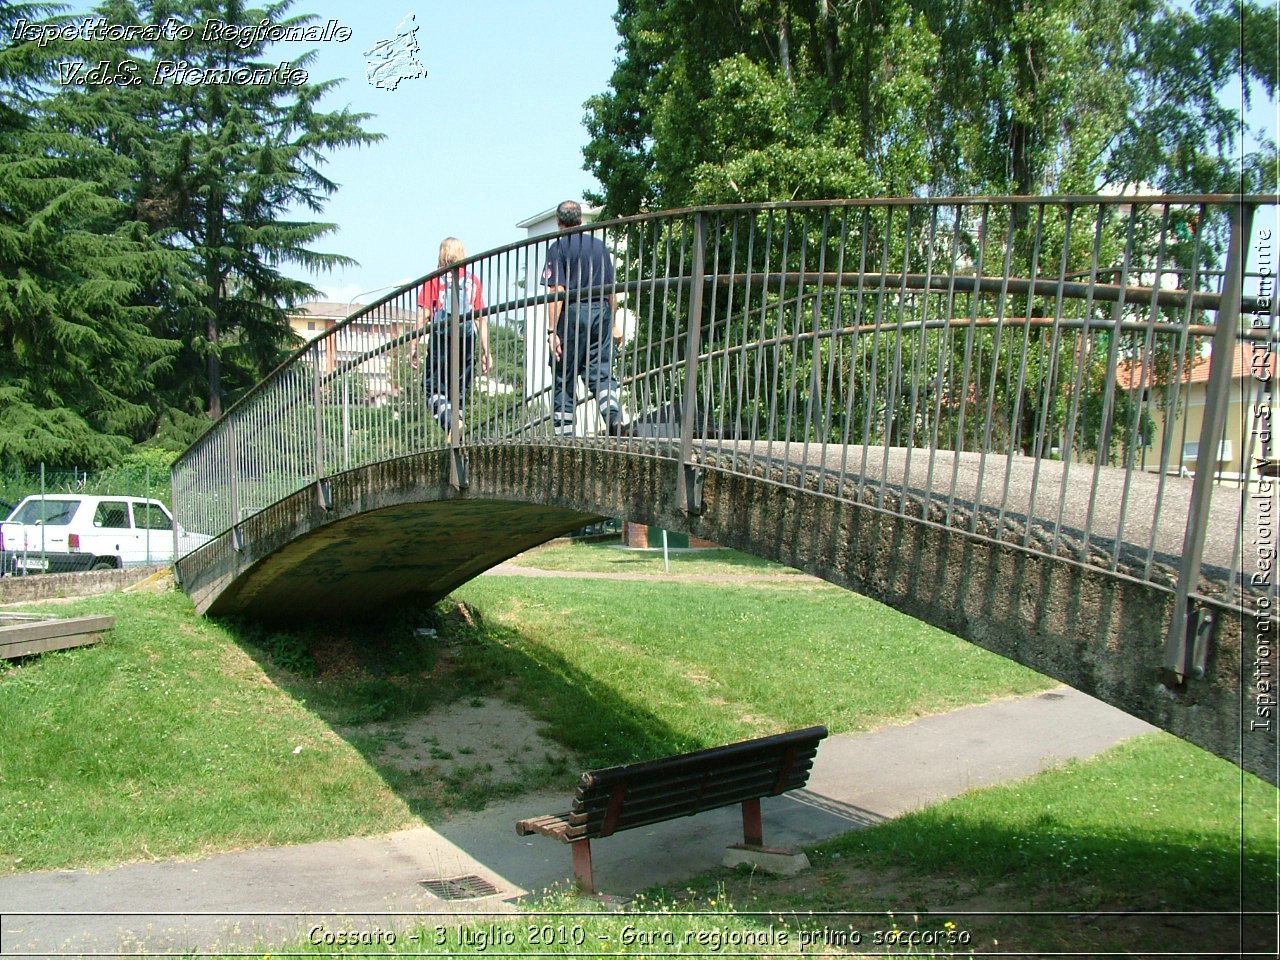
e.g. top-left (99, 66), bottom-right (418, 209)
top-left (4, 541), bottom-right (1275, 959)
top-left (507, 540), bottom-right (801, 576)
top-left (0, 551), bottom-right (1051, 874)
top-left (0, 590), bottom-right (416, 874)
top-left (214, 732), bottom-right (1275, 958)
top-left (702, 730), bottom-right (1279, 956)
top-left (454, 574), bottom-right (1053, 766)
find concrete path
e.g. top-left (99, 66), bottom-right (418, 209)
top-left (0, 686), bottom-right (1154, 958)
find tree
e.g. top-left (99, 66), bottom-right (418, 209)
top-left (0, 3), bottom-right (182, 468)
top-left (50, 0), bottom-right (382, 419)
top-left (584, 0), bottom-right (1278, 211)
top-left (586, 0), bottom-right (1275, 465)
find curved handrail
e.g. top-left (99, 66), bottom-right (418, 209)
top-left (171, 195), bottom-right (1279, 652)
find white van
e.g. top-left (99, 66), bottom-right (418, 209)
top-left (0, 495), bottom-right (179, 575)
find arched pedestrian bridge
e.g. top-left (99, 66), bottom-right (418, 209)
top-left (171, 196), bottom-right (1278, 785)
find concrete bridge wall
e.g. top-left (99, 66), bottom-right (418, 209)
top-left (176, 444), bottom-right (1273, 785)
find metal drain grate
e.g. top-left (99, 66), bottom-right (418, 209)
top-left (419, 874), bottom-right (500, 900)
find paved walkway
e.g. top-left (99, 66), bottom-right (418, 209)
top-left (0, 686), bottom-right (1154, 957)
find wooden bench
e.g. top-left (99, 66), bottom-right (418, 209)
top-left (516, 725), bottom-right (828, 893)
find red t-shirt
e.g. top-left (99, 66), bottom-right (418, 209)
top-left (418, 272), bottom-right (484, 314)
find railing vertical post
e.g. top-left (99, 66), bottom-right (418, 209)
top-left (448, 265), bottom-right (467, 489)
top-left (342, 376), bottom-right (350, 471)
top-left (312, 345), bottom-right (330, 510)
top-left (677, 212), bottom-right (707, 514)
top-left (1164, 201), bottom-right (1254, 682)
top-left (227, 416), bottom-right (242, 550)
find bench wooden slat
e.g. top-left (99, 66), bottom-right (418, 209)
top-left (578, 746), bottom-right (820, 793)
top-left (579, 726), bottom-right (827, 790)
top-left (515, 812), bottom-right (591, 841)
top-left (572, 753), bottom-right (819, 810)
top-left (572, 762), bottom-right (817, 815)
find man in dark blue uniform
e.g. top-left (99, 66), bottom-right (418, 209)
top-left (542, 200), bottom-right (629, 437)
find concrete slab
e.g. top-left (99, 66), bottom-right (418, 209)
top-left (722, 845), bottom-right (811, 876)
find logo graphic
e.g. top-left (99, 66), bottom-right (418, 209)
top-left (363, 13), bottom-right (425, 91)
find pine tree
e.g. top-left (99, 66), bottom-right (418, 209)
top-left (0, 3), bottom-right (181, 468)
top-left (51, 0), bottom-right (382, 418)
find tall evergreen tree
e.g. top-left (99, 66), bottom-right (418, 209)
top-left (51, 0), bottom-right (382, 418)
top-left (0, 3), bottom-right (181, 468)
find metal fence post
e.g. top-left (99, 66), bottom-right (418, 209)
top-left (312, 345), bottom-right (330, 510)
top-left (169, 459), bottom-right (180, 576)
top-left (448, 265), bottom-right (467, 489)
top-left (227, 417), bottom-right (243, 551)
top-left (1163, 201), bottom-right (1254, 682)
top-left (39, 462), bottom-right (45, 557)
top-left (677, 212), bottom-right (707, 514)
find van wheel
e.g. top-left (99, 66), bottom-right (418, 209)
top-left (91, 560), bottom-right (117, 571)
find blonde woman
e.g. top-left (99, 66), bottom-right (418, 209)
top-left (411, 237), bottom-right (491, 438)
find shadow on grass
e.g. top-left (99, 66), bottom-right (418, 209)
top-left (214, 597), bottom-right (1276, 959)
top-left (217, 594), bottom-right (698, 822)
top-left (521, 543), bottom-right (791, 573)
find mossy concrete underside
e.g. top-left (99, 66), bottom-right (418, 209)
top-left (182, 450), bottom-right (600, 623)
top-left (175, 444), bottom-right (1275, 785)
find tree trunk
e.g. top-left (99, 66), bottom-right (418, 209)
top-left (778, 0), bottom-right (793, 85)
top-left (820, 0), bottom-right (839, 111)
top-left (207, 299), bottom-right (221, 419)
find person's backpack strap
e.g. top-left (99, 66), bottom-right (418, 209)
top-left (433, 271), bottom-right (476, 331)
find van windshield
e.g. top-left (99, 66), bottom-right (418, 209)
top-left (9, 499), bottom-right (80, 525)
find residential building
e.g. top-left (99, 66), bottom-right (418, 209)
top-left (1119, 340), bottom-right (1278, 480)
top-left (287, 300), bottom-right (416, 407)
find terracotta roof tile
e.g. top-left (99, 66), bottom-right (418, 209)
top-left (1116, 341), bottom-right (1276, 390)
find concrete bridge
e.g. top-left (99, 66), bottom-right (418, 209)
top-left (172, 196), bottom-right (1279, 785)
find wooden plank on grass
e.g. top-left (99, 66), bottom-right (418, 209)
top-left (0, 615), bottom-right (115, 660)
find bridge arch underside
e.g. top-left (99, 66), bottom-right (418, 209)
top-left (176, 444), bottom-right (1272, 786)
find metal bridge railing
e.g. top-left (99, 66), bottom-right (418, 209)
top-left (171, 195), bottom-right (1278, 679)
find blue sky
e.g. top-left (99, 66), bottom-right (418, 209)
top-left (53, 0), bottom-right (623, 303)
top-left (265, 0), bottom-right (624, 304)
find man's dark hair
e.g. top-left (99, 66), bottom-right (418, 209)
top-left (556, 200), bottom-right (583, 227)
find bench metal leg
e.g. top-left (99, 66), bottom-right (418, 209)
top-left (741, 797), bottom-right (763, 847)
top-left (571, 839), bottom-right (595, 894)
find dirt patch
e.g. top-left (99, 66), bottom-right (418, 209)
top-left (347, 696), bottom-right (574, 785)
top-left (308, 633), bottom-right (362, 679)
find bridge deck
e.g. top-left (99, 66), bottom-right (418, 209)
top-left (671, 441), bottom-right (1252, 604)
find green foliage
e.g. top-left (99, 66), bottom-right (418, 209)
top-left (0, 1), bottom-right (382, 468)
top-left (0, 4), bottom-right (185, 469)
top-left (139, 406), bottom-right (212, 452)
top-left (44, 0), bottom-right (384, 420)
top-left (0, 450), bottom-right (180, 508)
top-left (586, 0), bottom-right (1278, 212)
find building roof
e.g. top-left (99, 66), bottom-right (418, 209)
top-left (288, 300), bottom-right (416, 323)
top-left (514, 204), bottom-right (602, 230)
top-left (288, 300), bottom-right (358, 318)
top-left (1117, 341), bottom-right (1277, 390)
